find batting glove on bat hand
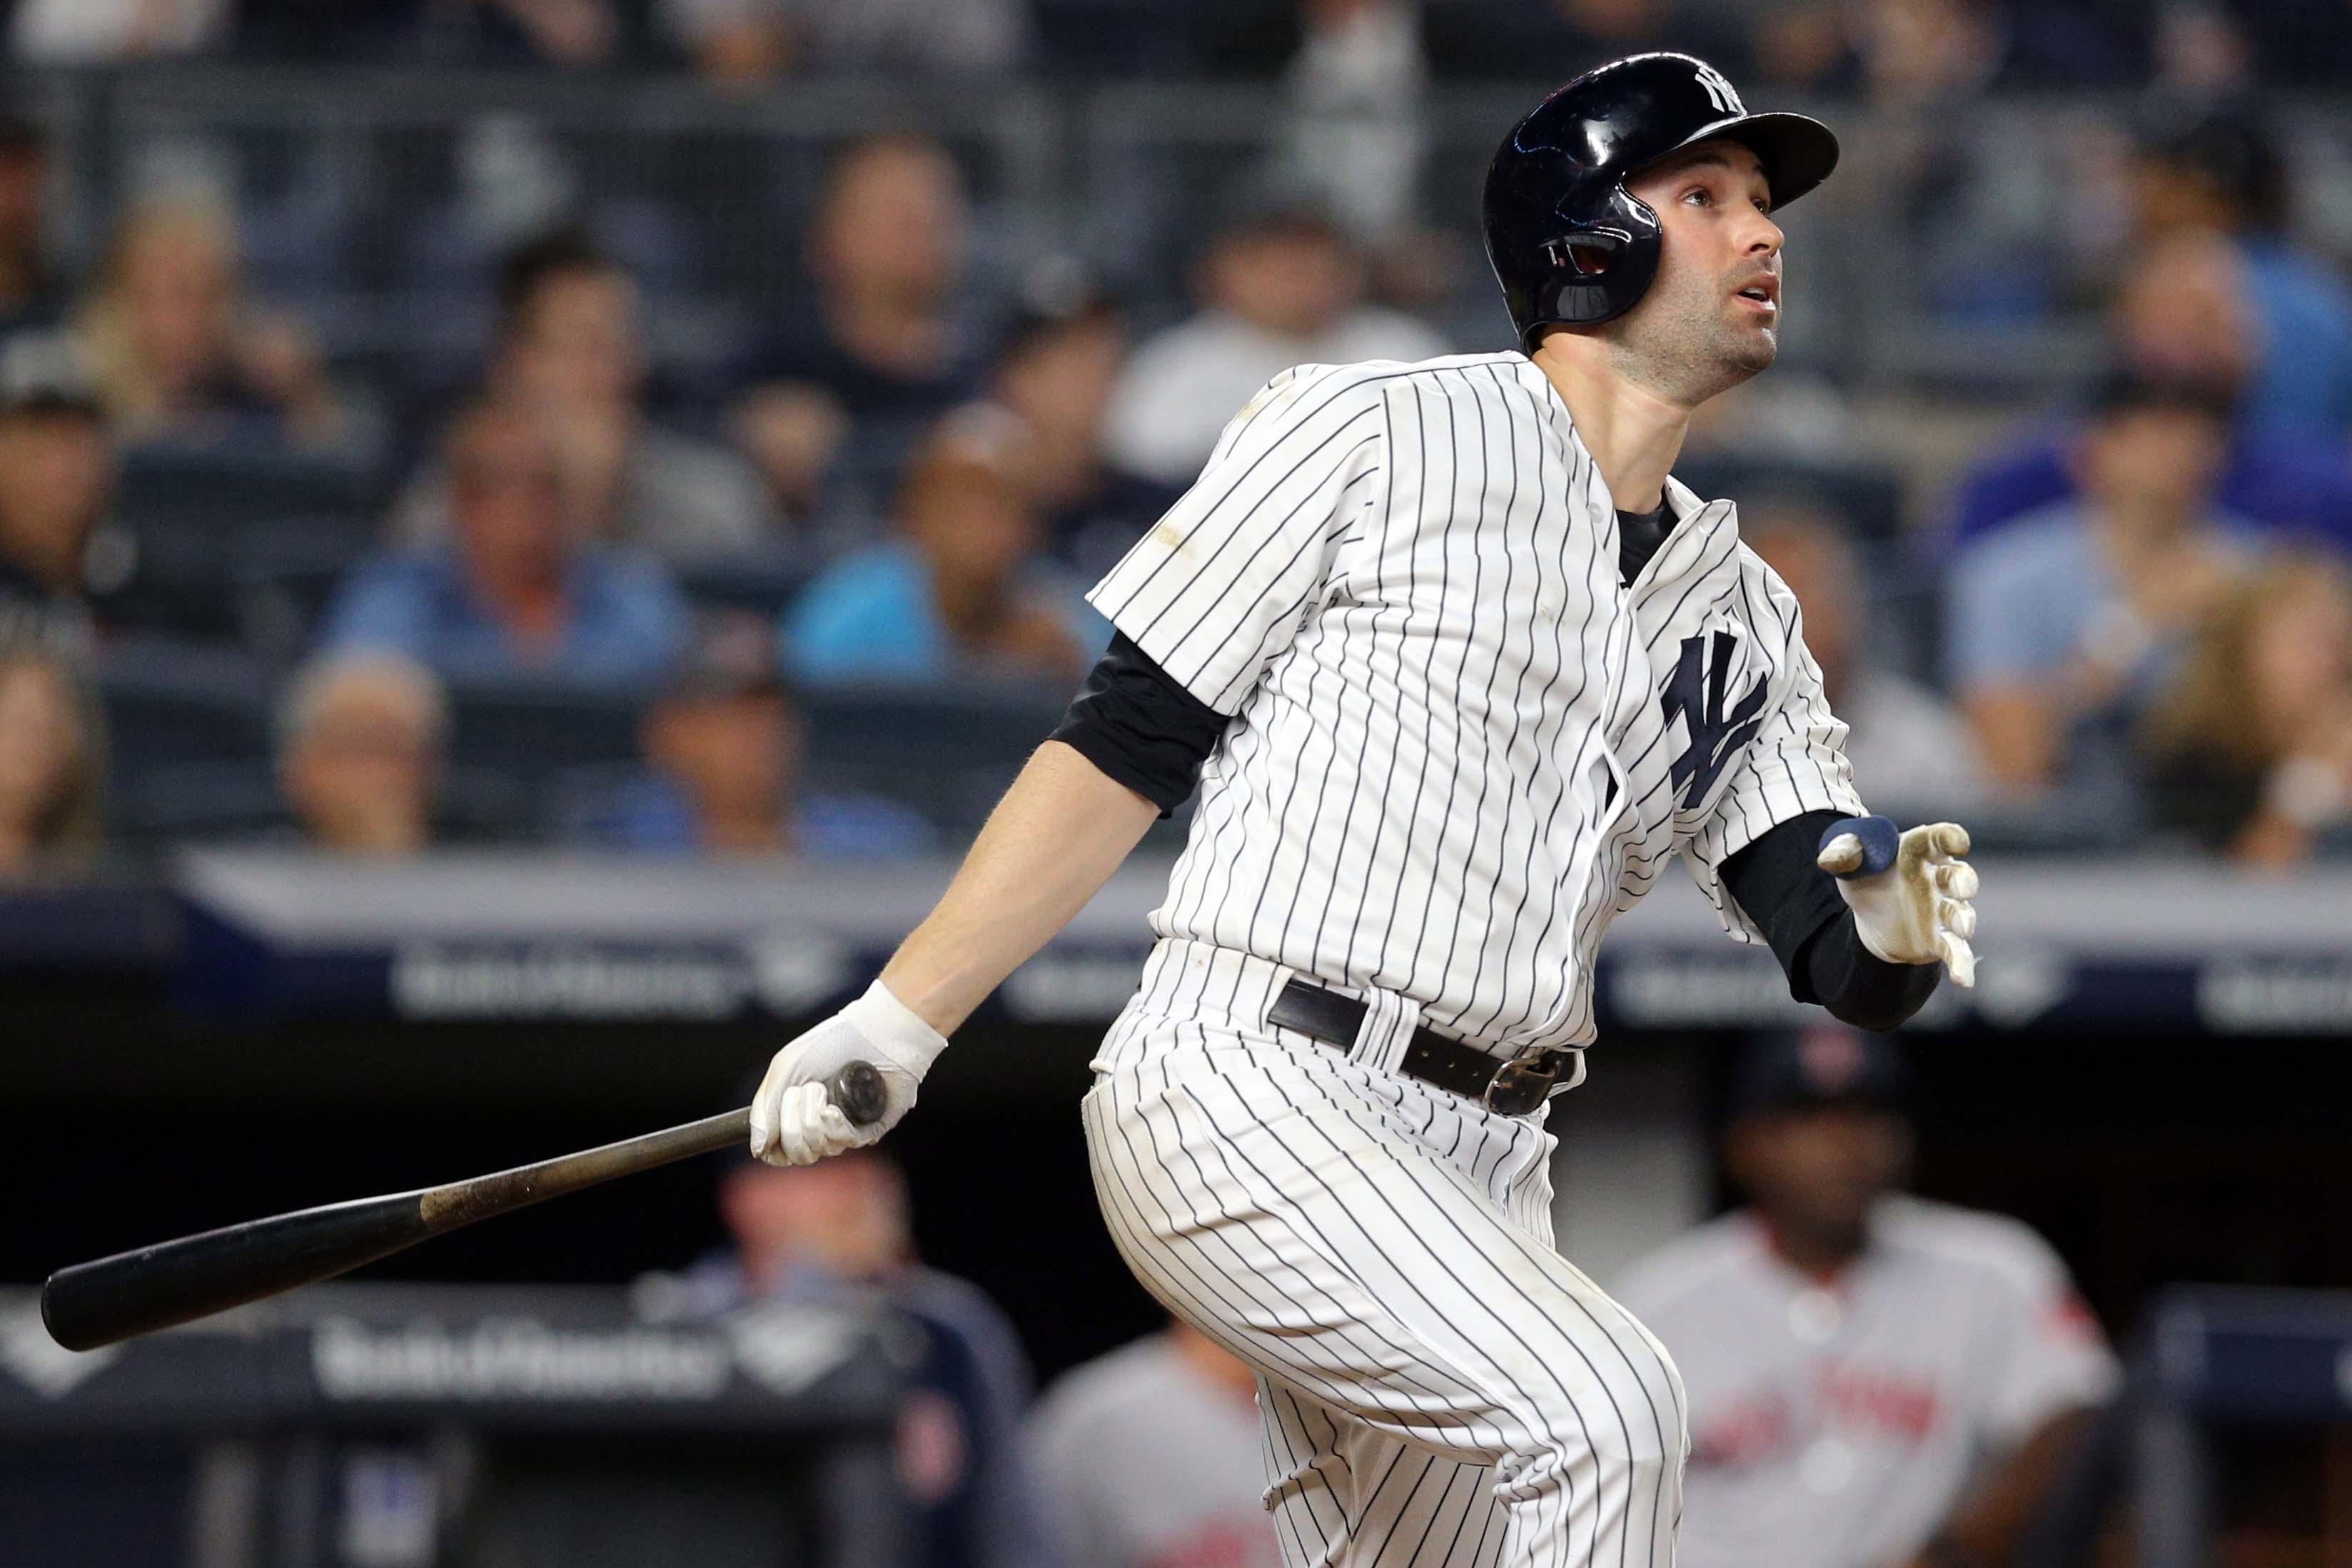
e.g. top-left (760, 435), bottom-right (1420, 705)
top-left (749, 979), bottom-right (947, 1165)
top-left (1816, 815), bottom-right (1979, 988)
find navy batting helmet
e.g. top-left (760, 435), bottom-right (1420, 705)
top-left (1483, 53), bottom-right (1840, 348)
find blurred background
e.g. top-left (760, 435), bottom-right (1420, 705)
top-left (1, 1), bottom-right (2350, 1565)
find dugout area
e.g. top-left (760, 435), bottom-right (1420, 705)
top-left (5, 909), bottom-right (2350, 1567)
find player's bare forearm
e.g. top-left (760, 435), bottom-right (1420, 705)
top-left (1906, 1405), bottom-right (2097, 1568)
top-left (879, 739), bottom-right (1160, 1036)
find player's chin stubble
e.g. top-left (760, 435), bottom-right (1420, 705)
top-left (1603, 270), bottom-right (1778, 409)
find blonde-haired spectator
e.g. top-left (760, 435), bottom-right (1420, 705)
top-left (0, 637), bottom-right (104, 877)
top-left (76, 195), bottom-right (348, 452)
top-left (2142, 555), bottom-right (2352, 869)
top-left (277, 654), bottom-right (448, 858)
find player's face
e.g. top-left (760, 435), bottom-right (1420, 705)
top-left (1727, 1105), bottom-right (1909, 1252)
top-left (1607, 142), bottom-right (1785, 406)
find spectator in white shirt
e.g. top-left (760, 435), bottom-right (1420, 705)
top-left (1102, 189), bottom-right (1449, 487)
top-left (1031, 1320), bottom-right (1281, 1568)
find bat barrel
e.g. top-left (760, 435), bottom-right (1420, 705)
top-left (41, 1063), bottom-right (888, 1352)
top-left (41, 1193), bottom-right (430, 1352)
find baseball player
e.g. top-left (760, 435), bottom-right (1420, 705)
top-left (1615, 1028), bottom-right (2116, 1568)
top-left (749, 52), bottom-right (1982, 1568)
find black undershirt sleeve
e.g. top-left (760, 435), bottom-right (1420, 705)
top-left (1617, 500), bottom-right (1673, 585)
top-left (1721, 809), bottom-right (1942, 1032)
top-left (1049, 632), bottom-right (1230, 816)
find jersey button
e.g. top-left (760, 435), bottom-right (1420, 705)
top-left (1787, 1288), bottom-right (1842, 1344)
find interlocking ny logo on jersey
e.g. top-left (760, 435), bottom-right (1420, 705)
top-left (1662, 629), bottom-right (1767, 810)
top-left (1693, 63), bottom-right (1744, 116)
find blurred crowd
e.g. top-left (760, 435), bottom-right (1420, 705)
top-left (4, 2), bottom-right (2352, 881)
top-left (9, 0), bottom-right (2352, 92)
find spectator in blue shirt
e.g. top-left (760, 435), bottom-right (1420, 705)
top-left (321, 399), bottom-right (690, 684)
top-left (1945, 230), bottom-right (2352, 557)
top-left (567, 610), bottom-right (933, 857)
top-left (783, 407), bottom-right (1108, 687)
top-left (1947, 370), bottom-right (2256, 799)
top-left (2131, 104), bottom-right (2352, 442)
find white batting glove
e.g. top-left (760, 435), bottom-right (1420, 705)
top-left (748, 979), bottom-right (948, 1165)
top-left (1815, 815), bottom-right (1979, 988)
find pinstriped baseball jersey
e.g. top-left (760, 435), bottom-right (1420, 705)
top-left (1088, 350), bottom-right (1865, 1054)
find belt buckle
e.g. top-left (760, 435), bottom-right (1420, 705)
top-left (1483, 1046), bottom-right (1561, 1117)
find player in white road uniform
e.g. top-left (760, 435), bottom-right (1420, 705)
top-left (1617, 1028), bottom-right (2116, 1568)
top-left (747, 52), bottom-right (1984, 1568)
top-left (1031, 1320), bottom-right (1284, 1568)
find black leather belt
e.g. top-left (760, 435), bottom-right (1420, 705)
top-left (1267, 977), bottom-right (1574, 1117)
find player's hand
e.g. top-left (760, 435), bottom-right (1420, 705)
top-left (748, 979), bottom-right (947, 1165)
top-left (1817, 815), bottom-right (1978, 988)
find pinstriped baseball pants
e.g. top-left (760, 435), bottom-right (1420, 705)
top-left (1082, 940), bottom-right (1687, 1568)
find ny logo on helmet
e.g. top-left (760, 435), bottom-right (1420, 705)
top-left (1692, 62), bottom-right (1743, 116)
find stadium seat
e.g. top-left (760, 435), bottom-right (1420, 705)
top-left (445, 679), bottom-right (651, 803)
top-left (96, 640), bottom-right (276, 817)
top-left (541, 762), bottom-right (652, 848)
top-left (231, 522), bottom-right (379, 664)
top-left (672, 547), bottom-right (814, 622)
top-left (798, 682), bottom-right (1071, 839)
top-left (113, 757), bottom-right (537, 849)
top-left (97, 507), bottom-right (376, 649)
top-left (111, 759), bottom-right (288, 848)
top-left (438, 766), bottom-right (542, 845)
top-left (1031, 0), bottom-right (1198, 76)
top-left (114, 445), bottom-right (379, 529)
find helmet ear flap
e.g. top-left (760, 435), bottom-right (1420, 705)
top-left (1520, 183), bottom-right (1662, 345)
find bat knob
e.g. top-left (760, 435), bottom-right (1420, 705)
top-left (1819, 813), bottom-right (1901, 879)
top-left (826, 1061), bottom-right (890, 1128)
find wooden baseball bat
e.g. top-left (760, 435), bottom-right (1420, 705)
top-left (40, 1061), bottom-right (890, 1353)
